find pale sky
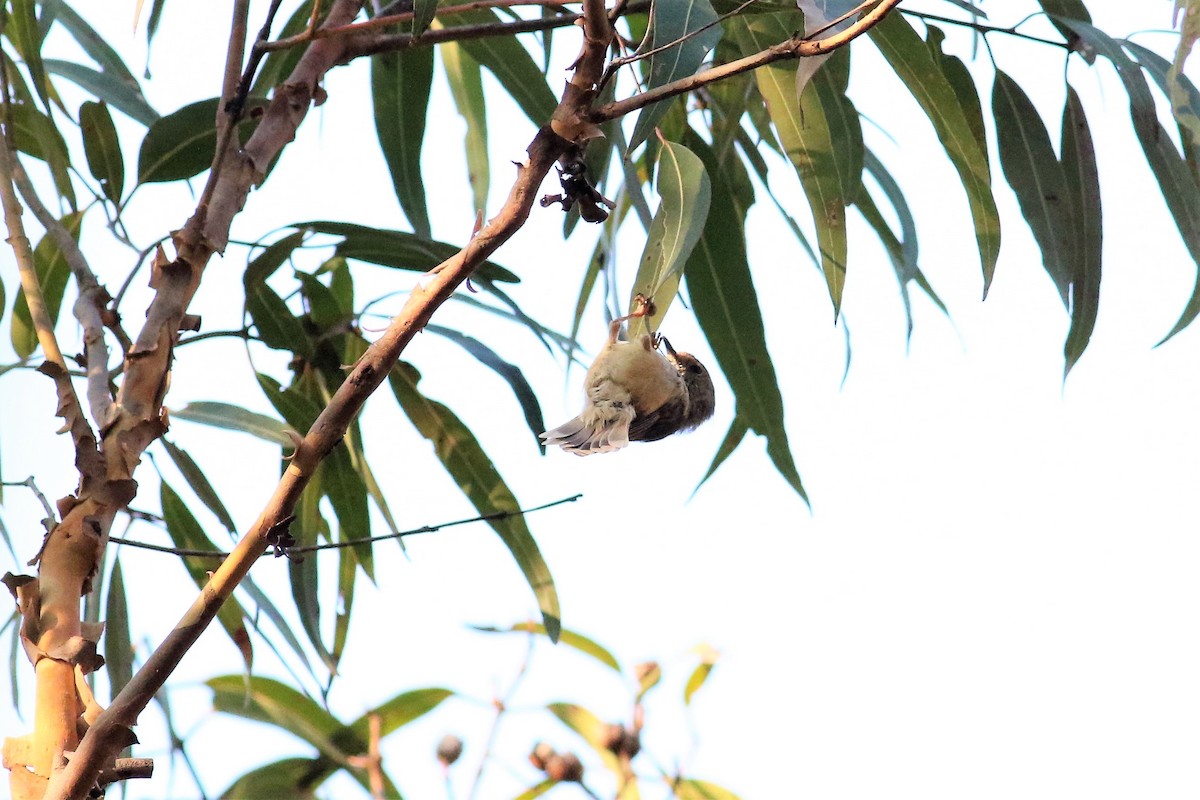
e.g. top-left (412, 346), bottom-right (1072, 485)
top-left (4, 2), bottom-right (1200, 799)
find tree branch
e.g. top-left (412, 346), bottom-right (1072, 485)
top-left (591, 0), bottom-right (902, 123)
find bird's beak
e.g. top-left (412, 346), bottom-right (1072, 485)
top-left (660, 336), bottom-right (677, 356)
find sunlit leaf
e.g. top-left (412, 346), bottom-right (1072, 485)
top-left (372, 49), bottom-right (433, 239)
top-left (220, 758), bottom-right (319, 800)
top-left (389, 360), bottom-right (560, 640)
top-left (627, 139), bottom-right (711, 338)
top-left (513, 779), bottom-right (556, 800)
top-left (683, 644), bottom-right (720, 704)
top-left (627, 0), bottom-right (723, 152)
top-left (11, 212), bottom-right (81, 359)
top-left (547, 702), bottom-right (622, 773)
top-left (472, 621), bottom-right (622, 671)
top-left (992, 69), bottom-right (1072, 305)
top-left (1060, 85), bottom-right (1102, 376)
top-left (672, 779), bottom-right (742, 799)
top-left (871, 13), bottom-right (1000, 295)
top-left (208, 675), bottom-right (348, 762)
top-left (161, 483), bottom-right (253, 670)
top-left (171, 401), bottom-right (296, 447)
top-left (348, 687), bottom-right (453, 737)
top-left (79, 101), bottom-right (124, 203)
top-left (441, 39), bottom-right (490, 213)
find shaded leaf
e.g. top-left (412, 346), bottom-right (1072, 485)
top-left (5, 100), bottom-right (74, 206)
top-left (627, 140), bottom-right (712, 338)
top-left (48, 1), bottom-right (151, 112)
top-left (79, 101), bottom-right (124, 203)
top-left (992, 69), bottom-right (1072, 305)
top-left (137, 97), bottom-right (264, 183)
top-left (389, 361), bottom-right (560, 640)
top-left (171, 401), bottom-right (297, 447)
top-left (441, 40), bottom-right (490, 213)
top-left (628, 0), bottom-right (723, 152)
top-left (426, 324), bottom-right (547, 452)
top-left (220, 758), bottom-right (319, 800)
top-left (290, 475), bottom-right (339, 675)
top-left (372, 50), bottom-right (433, 239)
top-left (7, 0), bottom-right (49, 109)
top-left (870, 13), bottom-right (1000, 294)
top-left (448, 9), bottom-right (557, 128)
top-left (1060, 85), bottom-right (1102, 375)
top-left (43, 59), bottom-right (158, 127)
top-left (161, 483), bottom-right (253, 670)
top-left (12, 212), bottom-right (81, 359)
top-left (472, 621), bottom-right (622, 671)
top-left (252, 0), bottom-right (334, 96)
top-left (160, 438), bottom-right (237, 536)
top-left (103, 558), bottom-right (132, 699)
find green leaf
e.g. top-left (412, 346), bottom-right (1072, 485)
top-left (372, 50), bottom-right (433, 239)
top-left (472, 621), bottom-right (622, 671)
top-left (1060, 85), bottom-right (1102, 376)
top-left (161, 482), bottom-right (253, 670)
top-left (627, 139), bottom-right (711, 338)
top-left (332, 545), bottom-right (355, 665)
top-left (47, 1), bottom-right (150, 108)
top-left (322, 444), bottom-right (374, 581)
top-left (389, 361), bottom-right (560, 640)
top-left (43, 59), bottom-right (159, 127)
top-left (992, 69), bottom-right (1072, 305)
top-left (79, 101), bottom-right (124, 203)
top-left (683, 133), bottom-right (807, 502)
top-left (161, 438), bottom-right (237, 536)
top-left (412, 0), bottom-right (438, 35)
top-left (1035, 0), bottom-right (1093, 58)
top-left (244, 280), bottom-right (311, 357)
top-left (170, 401), bottom-right (297, 447)
top-left (426, 324), bottom-right (547, 452)
top-left (683, 644), bottom-right (719, 704)
top-left (7, 0), bottom-right (49, 109)
top-left (448, 9), bottom-right (557, 128)
top-left (137, 97), bottom-right (264, 183)
top-left (246, 230), bottom-right (305, 285)
top-left (5, 100), bottom-right (74, 206)
top-left (296, 221), bottom-right (519, 284)
top-left (513, 779), bottom-right (556, 800)
top-left (736, 18), bottom-right (861, 316)
top-left (673, 779), bottom-right (742, 800)
top-left (547, 702), bottom-right (622, 774)
top-left (103, 558), bottom-right (133, 699)
top-left (627, 0), bottom-right (723, 152)
top-left (290, 476), bottom-right (339, 675)
top-left (11, 212), bottom-right (81, 359)
top-left (220, 758), bottom-right (319, 800)
top-left (442, 40), bottom-right (490, 213)
top-left (870, 13), bottom-right (1000, 294)
top-left (348, 687), bottom-right (453, 738)
top-left (208, 675), bottom-right (348, 762)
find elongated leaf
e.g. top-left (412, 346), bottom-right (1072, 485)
top-left (992, 70), bottom-right (1072, 305)
top-left (628, 0), bottom-right (723, 151)
top-left (48, 2), bottom-right (147, 97)
top-left (737, 18), bottom-right (861, 316)
top-left (43, 59), bottom-right (158, 127)
top-left (389, 361), bottom-right (560, 640)
top-left (296, 221), bottom-right (519, 284)
top-left (348, 687), bottom-right (453, 738)
top-left (1036, 0), bottom-right (1094, 59)
top-left (11, 212), bottom-right (81, 359)
top-left (171, 401), bottom-right (297, 447)
top-left (220, 758), bottom-right (319, 800)
top-left (1125, 41), bottom-right (1200, 177)
top-left (426, 324), bottom-right (546, 452)
top-left (372, 50), bottom-right (433, 239)
top-left (870, 13), bottom-right (1000, 294)
top-left (161, 483), bottom-right (253, 670)
top-left (104, 558), bottom-right (132, 699)
top-left (8, 0), bottom-right (49, 109)
top-left (447, 9), bottom-right (557, 128)
top-left (514, 779), bottom-right (556, 800)
top-left (245, 280), bottom-right (311, 357)
top-left (79, 101), bottom-right (124, 203)
top-left (547, 702), bottom-right (622, 774)
top-left (1060, 86), bottom-right (1102, 376)
top-left (322, 444), bottom-right (374, 580)
top-left (236, 571), bottom-right (318, 685)
top-left (441, 40), bottom-right (490, 213)
top-left (332, 544), bottom-right (355, 665)
top-left (1054, 18), bottom-right (1200, 340)
top-left (5, 100), bottom-right (74, 206)
top-left (472, 622), bottom-right (622, 671)
top-left (627, 140), bottom-right (711, 338)
top-left (208, 675), bottom-right (348, 762)
top-left (137, 97), bottom-right (264, 183)
top-left (674, 780), bottom-right (742, 800)
top-left (160, 438), bottom-right (237, 535)
top-left (682, 134), bottom-right (806, 501)
top-left (291, 475), bottom-right (339, 675)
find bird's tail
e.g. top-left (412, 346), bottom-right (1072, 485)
top-left (540, 404), bottom-right (635, 456)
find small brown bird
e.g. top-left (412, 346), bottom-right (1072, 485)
top-left (541, 304), bottom-right (715, 456)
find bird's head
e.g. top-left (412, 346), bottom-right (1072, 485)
top-left (661, 338), bottom-right (716, 429)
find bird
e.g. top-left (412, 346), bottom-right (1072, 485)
top-left (541, 300), bottom-right (715, 456)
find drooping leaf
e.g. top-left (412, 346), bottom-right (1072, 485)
top-left (372, 49), bottom-right (433, 239)
top-left (220, 758), bottom-right (319, 800)
top-left (11, 212), bottom-right (81, 359)
top-left (992, 69), bottom-right (1072, 305)
top-left (160, 438), bottom-right (237, 536)
top-left (5, 100), bottom-right (74, 206)
top-left (627, 139), bottom-right (711, 338)
top-left (161, 482), bottom-right (253, 670)
top-left (1035, 0), bottom-right (1094, 60)
top-left (295, 221), bottom-right (519, 284)
top-left (7, 0), bottom-right (49, 109)
top-left (412, 0), bottom-right (437, 35)
top-left (170, 401), bottom-right (297, 447)
top-left (447, 9), bottom-right (557, 128)
top-left (290, 474), bottom-right (339, 675)
top-left (426, 324), bottom-right (547, 452)
top-left (42, 58), bottom-right (158, 127)
top-left (1060, 85), bottom-right (1102, 376)
top-left (389, 361), bottom-right (560, 640)
top-left (547, 702), bottom-right (622, 774)
top-left (870, 12), bottom-right (1001, 295)
top-left (332, 544), bottom-right (355, 665)
top-left (472, 622), bottom-right (622, 671)
top-left (683, 644), bottom-right (720, 704)
top-left (441, 40), bottom-right (490, 213)
top-left (683, 133), bottom-right (807, 501)
top-left (627, 0), bottom-right (724, 152)
top-left (79, 101), bottom-right (124, 204)
top-left (47, 1), bottom-right (153, 119)
top-left (208, 675), bottom-right (348, 762)
top-left (737, 18), bottom-right (861, 317)
top-left (244, 279), bottom-right (312, 358)
top-left (347, 687), bottom-right (454, 738)
top-left (103, 558), bottom-right (132, 699)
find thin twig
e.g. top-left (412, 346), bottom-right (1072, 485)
top-left (465, 634), bottom-right (536, 800)
top-left (108, 494), bottom-right (584, 558)
top-left (901, 8), bottom-right (1067, 48)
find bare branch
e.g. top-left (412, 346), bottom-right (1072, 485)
top-left (591, 0), bottom-right (903, 123)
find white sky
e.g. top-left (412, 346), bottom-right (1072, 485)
top-left (4, 2), bottom-right (1200, 799)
